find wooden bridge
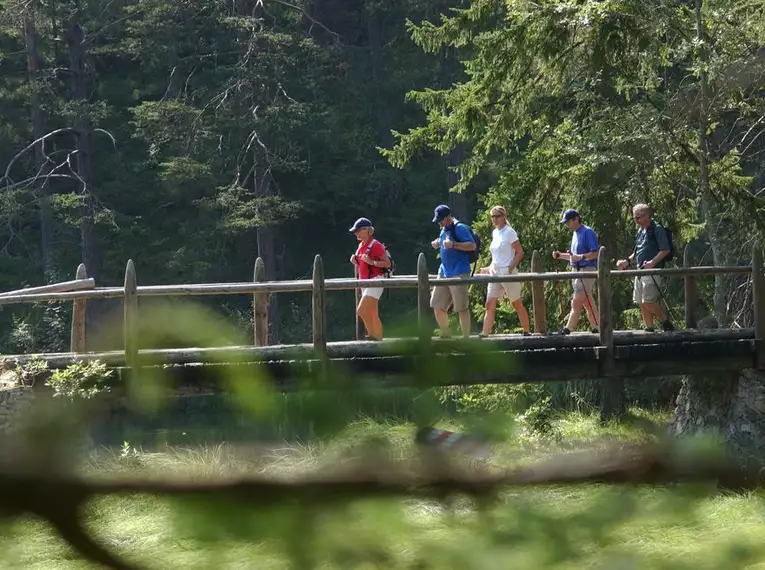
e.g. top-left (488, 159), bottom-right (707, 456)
top-left (0, 245), bottom-right (763, 393)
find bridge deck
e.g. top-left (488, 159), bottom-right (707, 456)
top-left (3, 328), bottom-right (755, 391)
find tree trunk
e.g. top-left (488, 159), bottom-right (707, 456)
top-left (66, 7), bottom-right (101, 284)
top-left (24, 13), bottom-right (55, 283)
top-left (695, 0), bottom-right (727, 327)
top-left (366, 5), bottom-right (392, 149)
top-left (671, 370), bottom-right (765, 458)
top-left (254, 164), bottom-right (280, 344)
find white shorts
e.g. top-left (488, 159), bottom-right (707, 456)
top-left (486, 266), bottom-right (522, 302)
top-left (361, 276), bottom-right (385, 300)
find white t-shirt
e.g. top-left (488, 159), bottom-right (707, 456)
top-left (490, 224), bottom-right (519, 268)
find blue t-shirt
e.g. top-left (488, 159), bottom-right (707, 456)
top-left (570, 225), bottom-right (598, 269)
top-left (439, 221), bottom-right (474, 277)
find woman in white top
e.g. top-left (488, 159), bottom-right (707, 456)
top-left (479, 205), bottom-right (531, 336)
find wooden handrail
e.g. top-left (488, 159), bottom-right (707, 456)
top-left (0, 253), bottom-right (760, 361)
top-left (0, 264), bottom-right (754, 305)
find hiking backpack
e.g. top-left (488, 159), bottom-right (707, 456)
top-left (365, 239), bottom-right (395, 278)
top-left (634, 222), bottom-right (675, 265)
top-left (448, 222), bottom-right (482, 275)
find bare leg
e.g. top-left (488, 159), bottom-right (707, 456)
top-left (457, 310), bottom-right (471, 338)
top-left (566, 297), bottom-right (584, 330)
top-left (482, 298), bottom-right (499, 335)
top-left (511, 298), bottom-right (530, 333)
top-left (434, 307), bottom-right (451, 337)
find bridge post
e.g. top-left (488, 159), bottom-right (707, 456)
top-left (124, 259), bottom-right (138, 372)
top-left (253, 257), bottom-right (268, 346)
top-left (530, 250), bottom-right (546, 335)
top-left (753, 246), bottom-right (765, 370)
top-left (417, 253), bottom-right (430, 335)
top-left (312, 254), bottom-right (327, 355)
top-left (597, 246), bottom-right (621, 422)
top-left (683, 245), bottom-right (697, 329)
top-left (70, 263), bottom-right (87, 353)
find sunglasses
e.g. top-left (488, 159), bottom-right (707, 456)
top-left (490, 214), bottom-right (504, 218)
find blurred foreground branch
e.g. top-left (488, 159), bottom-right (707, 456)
top-left (0, 441), bottom-right (762, 570)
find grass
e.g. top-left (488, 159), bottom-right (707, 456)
top-left (3, 409), bottom-right (765, 570)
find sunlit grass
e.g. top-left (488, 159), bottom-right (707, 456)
top-left (1, 410), bottom-right (764, 570)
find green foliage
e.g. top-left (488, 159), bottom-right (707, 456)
top-left (46, 360), bottom-right (113, 400)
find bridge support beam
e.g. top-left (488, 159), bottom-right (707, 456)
top-left (312, 254), bottom-right (327, 356)
top-left (253, 257), bottom-right (268, 347)
top-left (417, 253), bottom-right (430, 337)
top-left (70, 263), bottom-right (87, 353)
top-left (683, 245), bottom-right (698, 329)
top-left (597, 246), bottom-right (621, 423)
top-left (753, 246), bottom-right (765, 370)
top-left (124, 260), bottom-right (138, 372)
top-left (530, 250), bottom-right (546, 335)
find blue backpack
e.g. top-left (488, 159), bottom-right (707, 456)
top-left (447, 222), bottom-right (482, 275)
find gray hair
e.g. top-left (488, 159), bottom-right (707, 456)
top-left (633, 203), bottom-right (651, 217)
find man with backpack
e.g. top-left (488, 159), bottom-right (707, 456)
top-left (616, 204), bottom-right (675, 332)
top-left (429, 204), bottom-right (478, 338)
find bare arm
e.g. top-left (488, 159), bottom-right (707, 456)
top-left (510, 241), bottom-right (524, 270)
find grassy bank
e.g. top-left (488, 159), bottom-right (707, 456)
top-left (3, 409), bottom-right (765, 570)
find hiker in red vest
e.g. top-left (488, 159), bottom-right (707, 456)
top-left (349, 217), bottom-right (391, 341)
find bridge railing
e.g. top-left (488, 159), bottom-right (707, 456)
top-left (0, 245), bottom-right (762, 370)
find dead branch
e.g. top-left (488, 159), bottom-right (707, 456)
top-left (1, 128), bottom-right (74, 185)
top-left (0, 440), bottom-right (761, 570)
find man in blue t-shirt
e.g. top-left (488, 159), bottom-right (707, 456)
top-left (429, 204), bottom-right (476, 338)
top-left (552, 209), bottom-right (600, 335)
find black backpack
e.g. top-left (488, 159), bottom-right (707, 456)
top-left (365, 239), bottom-right (395, 278)
top-left (634, 222), bottom-right (675, 265)
top-left (448, 222), bottom-right (482, 275)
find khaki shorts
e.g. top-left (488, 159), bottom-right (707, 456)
top-left (633, 274), bottom-right (661, 304)
top-left (487, 266), bottom-right (521, 302)
top-left (572, 275), bottom-right (595, 298)
top-left (430, 273), bottom-right (470, 312)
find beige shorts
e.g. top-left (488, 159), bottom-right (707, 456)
top-left (633, 274), bottom-right (661, 304)
top-left (430, 273), bottom-right (470, 312)
top-left (572, 274), bottom-right (595, 298)
top-left (487, 266), bottom-right (521, 302)
top-left (360, 276), bottom-right (385, 300)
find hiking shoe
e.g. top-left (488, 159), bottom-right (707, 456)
top-left (644, 326), bottom-right (656, 333)
top-left (478, 333), bottom-right (488, 338)
top-left (522, 331), bottom-right (530, 337)
top-left (591, 328), bottom-right (599, 334)
top-left (661, 320), bottom-right (675, 332)
top-left (558, 327), bottom-right (571, 335)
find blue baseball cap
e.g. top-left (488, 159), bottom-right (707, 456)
top-left (432, 204), bottom-right (451, 223)
top-left (560, 209), bottom-right (580, 223)
top-left (349, 217), bottom-right (373, 232)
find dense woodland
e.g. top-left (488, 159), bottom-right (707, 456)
top-left (0, 0), bottom-right (764, 355)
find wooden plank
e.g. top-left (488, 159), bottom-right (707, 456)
top-left (113, 344), bottom-right (754, 393)
top-left (70, 264), bottom-right (87, 353)
top-left (253, 257), bottom-right (268, 346)
top-left (312, 254), bottom-right (327, 356)
top-left (683, 245), bottom-right (698, 329)
top-left (0, 278), bottom-right (95, 298)
top-left (417, 253), bottom-right (430, 334)
top-left (753, 245), bottom-right (765, 369)
top-left (124, 260), bottom-right (138, 371)
top-left (530, 250), bottom-right (547, 335)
